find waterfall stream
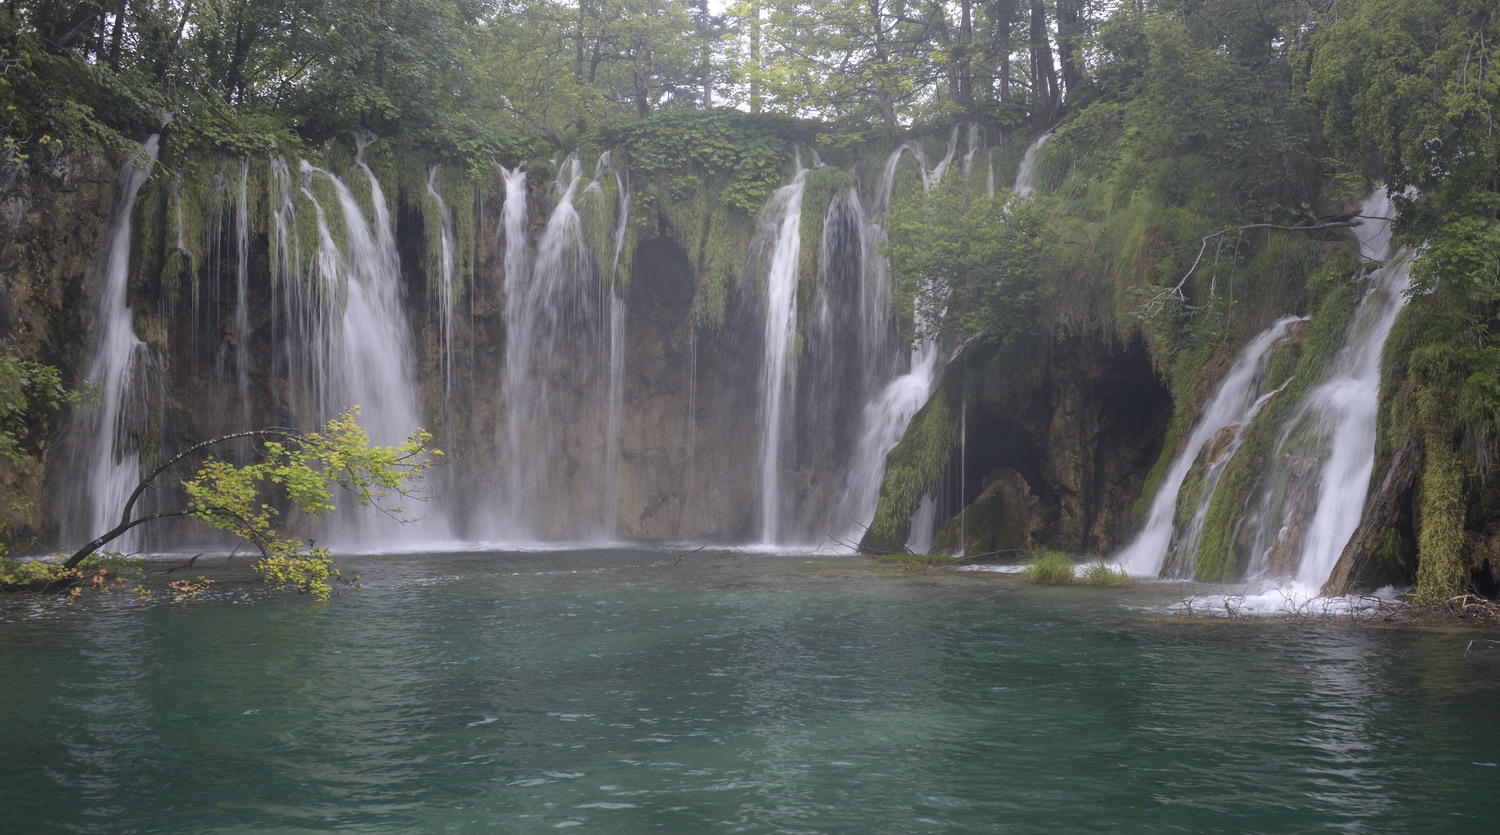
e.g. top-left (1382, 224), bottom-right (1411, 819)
top-left (1114, 315), bottom-right (1306, 577)
top-left (295, 140), bottom-right (454, 548)
top-left (1113, 189), bottom-right (1411, 594)
top-left (751, 168), bottom-right (808, 544)
top-left (494, 154), bottom-right (625, 541)
top-left (233, 158), bottom-right (252, 429)
top-left (426, 166), bottom-right (460, 403)
top-left (61, 135), bottom-right (161, 551)
top-left (1244, 190), bottom-right (1411, 589)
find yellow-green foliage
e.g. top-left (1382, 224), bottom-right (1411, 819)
top-left (182, 408), bottom-right (437, 599)
top-left (1024, 549), bottom-right (1077, 585)
top-left (0, 556), bottom-right (68, 587)
top-left (0, 553), bottom-right (142, 591)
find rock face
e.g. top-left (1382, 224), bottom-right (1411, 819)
top-left (0, 148), bottom-right (120, 545)
top-left (13, 144), bottom-right (1170, 555)
top-left (863, 331), bottom-right (1171, 556)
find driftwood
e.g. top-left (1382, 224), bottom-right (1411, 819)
top-left (1321, 436), bottom-right (1421, 596)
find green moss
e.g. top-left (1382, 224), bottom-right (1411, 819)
top-left (859, 371), bottom-right (960, 553)
top-left (1192, 262), bottom-right (1361, 581)
top-left (932, 471), bottom-right (1030, 555)
top-left (798, 165), bottom-right (853, 287)
top-left (873, 552), bottom-right (962, 567)
top-left (1413, 444), bottom-right (1466, 604)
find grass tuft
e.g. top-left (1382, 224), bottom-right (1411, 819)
top-left (1080, 561), bottom-right (1131, 586)
top-left (1023, 549), bottom-right (1077, 585)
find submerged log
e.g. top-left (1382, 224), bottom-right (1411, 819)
top-left (1322, 437), bottom-right (1421, 597)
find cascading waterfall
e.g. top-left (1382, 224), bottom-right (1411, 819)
top-left (60, 135), bottom-right (161, 551)
top-left (1114, 315), bottom-right (1306, 577)
top-left (751, 167), bottom-right (808, 544)
top-left (1013, 133), bottom-right (1052, 198)
top-left (831, 146), bottom-right (936, 541)
top-left (961, 123), bottom-right (983, 179)
top-left (1243, 189), bottom-right (1411, 590)
top-left (294, 138), bottom-right (454, 548)
top-left (924, 126), bottom-right (962, 189)
top-left (496, 153), bottom-right (621, 540)
top-left (602, 159), bottom-right (630, 537)
top-left (844, 132), bottom-right (1052, 550)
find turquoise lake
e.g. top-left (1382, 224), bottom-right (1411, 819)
top-left (2, 549), bottom-right (1499, 832)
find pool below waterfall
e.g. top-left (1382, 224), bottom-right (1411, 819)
top-left (3, 549), bottom-right (1499, 832)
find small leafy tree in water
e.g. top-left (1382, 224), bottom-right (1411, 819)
top-left (54, 408), bottom-right (439, 600)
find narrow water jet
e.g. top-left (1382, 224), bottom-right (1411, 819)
top-left (425, 166), bottom-right (460, 403)
top-left (233, 158), bottom-right (252, 429)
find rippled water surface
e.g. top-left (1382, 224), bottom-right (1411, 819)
top-left (3, 549), bottom-right (1499, 832)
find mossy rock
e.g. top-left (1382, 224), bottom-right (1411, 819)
top-left (932, 469), bottom-right (1039, 555)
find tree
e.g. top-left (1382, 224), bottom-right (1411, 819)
top-left (3, 409), bottom-right (439, 599)
top-left (885, 180), bottom-right (1052, 341)
top-left (0, 353), bottom-right (80, 556)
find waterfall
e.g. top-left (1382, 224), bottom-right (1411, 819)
top-left (751, 168), bottom-right (808, 544)
top-left (496, 154), bottom-right (620, 540)
top-left (233, 158), bottom-right (252, 429)
top-left (961, 123), bottom-right (982, 179)
top-left (1012, 133), bottom-right (1051, 197)
top-left (61, 135), bottom-right (161, 551)
top-left (294, 138), bottom-right (454, 548)
top-left (1243, 189), bottom-right (1411, 589)
top-left (425, 166), bottom-right (459, 402)
top-left (1114, 315), bottom-right (1306, 577)
top-left (603, 163), bottom-right (630, 537)
top-left (837, 132), bottom-right (1054, 550)
top-left (830, 147), bottom-right (936, 540)
top-left (924, 126), bottom-right (962, 189)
